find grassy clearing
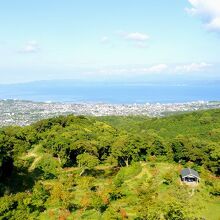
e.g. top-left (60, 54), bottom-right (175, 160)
top-left (202, 200), bottom-right (220, 220)
top-left (14, 152), bottom-right (220, 219)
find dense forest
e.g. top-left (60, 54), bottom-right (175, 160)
top-left (0, 109), bottom-right (220, 219)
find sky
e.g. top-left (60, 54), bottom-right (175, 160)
top-left (0, 0), bottom-right (220, 84)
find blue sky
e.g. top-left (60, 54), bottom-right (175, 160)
top-left (0, 0), bottom-right (220, 83)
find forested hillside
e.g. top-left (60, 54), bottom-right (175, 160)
top-left (0, 110), bottom-right (219, 219)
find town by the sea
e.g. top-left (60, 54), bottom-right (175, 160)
top-left (0, 80), bottom-right (220, 126)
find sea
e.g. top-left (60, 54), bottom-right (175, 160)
top-left (0, 81), bottom-right (220, 104)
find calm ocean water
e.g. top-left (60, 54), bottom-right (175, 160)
top-left (0, 82), bottom-right (220, 104)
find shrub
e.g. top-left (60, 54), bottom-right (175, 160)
top-left (35, 155), bottom-right (60, 179)
top-left (163, 172), bottom-right (174, 185)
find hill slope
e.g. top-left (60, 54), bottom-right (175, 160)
top-left (0, 110), bottom-right (219, 219)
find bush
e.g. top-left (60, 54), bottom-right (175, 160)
top-left (210, 182), bottom-right (220, 196)
top-left (35, 155), bottom-right (60, 179)
top-left (163, 172), bottom-right (174, 185)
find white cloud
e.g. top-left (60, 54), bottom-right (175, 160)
top-left (124, 32), bottom-right (150, 41)
top-left (98, 64), bottom-right (168, 75)
top-left (206, 17), bottom-right (220, 31)
top-left (186, 0), bottom-right (220, 32)
top-left (100, 36), bottom-right (109, 43)
top-left (147, 64), bottom-right (168, 73)
top-left (97, 62), bottom-right (212, 76)
top-left (175, 62), bottom-right (211, 72)
top-left (20, 41), bottom-right (39, 53)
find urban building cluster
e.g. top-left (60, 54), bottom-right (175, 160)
top-left (1, 99), bottom-right (220, 126)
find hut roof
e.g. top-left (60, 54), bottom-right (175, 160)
top-left (181, 168), bottom-right (200, 178)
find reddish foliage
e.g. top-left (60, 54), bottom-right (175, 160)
top-left (120, 208), bottom-right (128, 219)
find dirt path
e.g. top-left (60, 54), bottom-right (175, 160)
top-left (134, 163), bottom-right (152, 180)
top-left (21, 145), bottom-right (43, 171)
top-left (125, 163), bottom-right (152, 184)
top-left (21, 152), bottom-right (37, 159)
top-left (29, 156), bottom-right (42, 171)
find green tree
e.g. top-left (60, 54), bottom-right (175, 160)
top-left (111, 134), bottom-right (140, 167)
top-left (76, 153), bottom-right (99, 176)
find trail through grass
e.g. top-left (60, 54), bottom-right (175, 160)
top-left (21, 145), bottom-right (45, 171)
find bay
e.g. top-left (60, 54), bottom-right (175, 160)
top-left (0, 81), bottom-right (219, 104)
